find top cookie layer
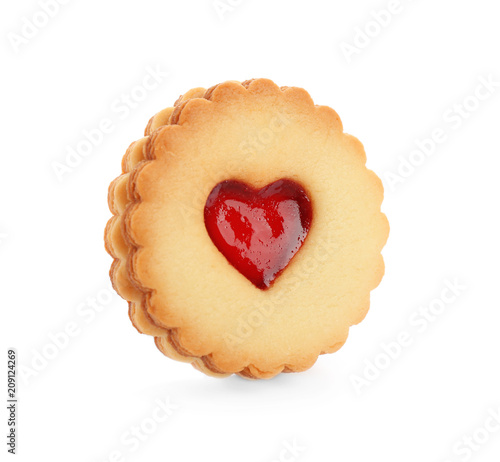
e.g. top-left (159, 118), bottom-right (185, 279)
top-left (106, 79), bottom-right (389, 378)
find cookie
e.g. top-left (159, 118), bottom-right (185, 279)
top-left (104, 78), bottom-right (389, 379)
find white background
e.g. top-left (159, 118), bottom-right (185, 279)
top-left (2, 0), bottom-right (500, 461)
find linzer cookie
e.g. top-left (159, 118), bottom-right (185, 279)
top-left (104, 79), bottom-right (389, 379)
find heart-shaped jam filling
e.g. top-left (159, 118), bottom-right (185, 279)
top-left (204, 179), bottom-right (312, 289)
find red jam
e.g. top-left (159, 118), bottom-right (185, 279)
top-left (204, 179), bottom-right (312, 290)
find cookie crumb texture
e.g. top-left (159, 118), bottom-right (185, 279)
top-left (104, 79), bottom-right (389, 379)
